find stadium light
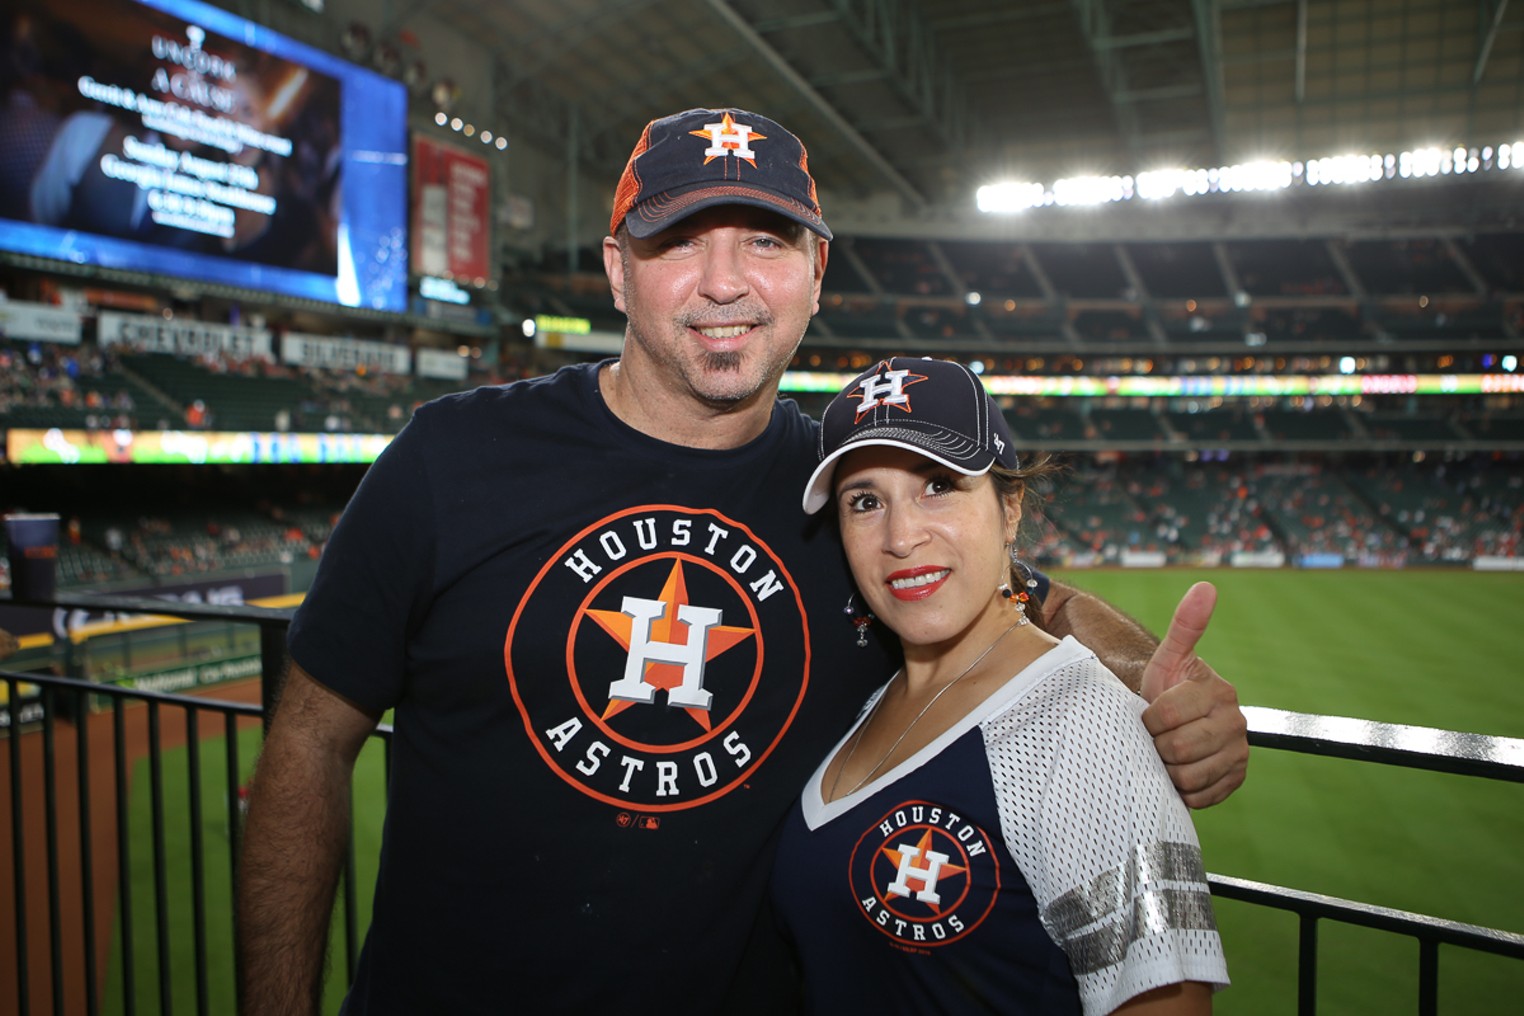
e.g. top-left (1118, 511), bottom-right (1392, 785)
top-left (1305, 154), bottom-right (1383, 186)
top-left (1136, 169), bottom-right (1178, 200)
top-left (978, 138), bottom-right (1524, 214)
top-left (976, 181), bottom-right (1044, 213)
top-left (1400, 147), bottom-right (1445, 178)
top-left (1219, 160), bottom-right (1293, 192)
top-left (1052, 174), bottom-right (1131, 206)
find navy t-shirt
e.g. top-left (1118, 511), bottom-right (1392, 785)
top-left (287, 361), bottom-right (893, 1013)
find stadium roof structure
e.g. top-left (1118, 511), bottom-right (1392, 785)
top-left (402, 0), bottom-right (1524, 235)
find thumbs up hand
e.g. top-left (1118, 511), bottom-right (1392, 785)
top-left (1140, 582), bottom-right (1249, 808)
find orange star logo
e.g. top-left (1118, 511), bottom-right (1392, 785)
top-left (690, 112), bottom-right (766, 167)
top-left (584, 559), bottom-right (756, 731)
top-left (880, 829), bottom-right (968, 914)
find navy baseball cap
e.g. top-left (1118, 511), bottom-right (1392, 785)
top-left (610, 107), bottom-right (832, 241)
top-left (802, 357), bottom-right (1019, 514)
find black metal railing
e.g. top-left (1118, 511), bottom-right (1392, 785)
top-left (3, 593), bottom-right (1523, 1015)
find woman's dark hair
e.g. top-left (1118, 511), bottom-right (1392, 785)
top-left (989, 454), bottom-right (1064, 630)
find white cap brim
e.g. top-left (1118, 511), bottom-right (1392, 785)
top-left (801, 437), bottom-right (993, 515)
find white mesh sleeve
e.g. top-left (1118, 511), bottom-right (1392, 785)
top-left (981, 647), bottom-right (1228, 1014)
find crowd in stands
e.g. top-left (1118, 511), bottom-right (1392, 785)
top-left (1022, 454), bottom-right (1521, 570)
top-left (3, 226), bottom-right (1521, 594)
top-left (0, 337), bottom-right (481, 435)
top-left (0, 330), bottom-right (564, 437)
top-left (0, 340), bottom-right (139, 430)
top-left (527, 230), bottom-right (1524, 349)
top-left (3, 453), bottom-right (1519, 598)
top-left (1, 464), bottom-right (356, 592)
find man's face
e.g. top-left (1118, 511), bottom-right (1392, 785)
top-left (603, 205), bottom-right (828, 410)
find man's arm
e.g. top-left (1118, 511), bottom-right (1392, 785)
top-left (1043, 579), bottom-right (1248, 809)
top-left (1040, 580), bottom-right (1155, 692)
top-left (237, 663), bottom-right (379, 1016)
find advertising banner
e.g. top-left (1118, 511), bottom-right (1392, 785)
top-left (416, 346), bottom-right (469, 381)
top-left (98, 309), bottom-right (273, 359)
top-left (0, 572), bottom-right (289, 641)
top-left (7, 427), bottom-right (393, 465)
top-left (0, 301), bottom-right (84, 344)
top-left (281, 331), bottom-right (411, 374)
top-left (412, 136), bottom-right (490, 281)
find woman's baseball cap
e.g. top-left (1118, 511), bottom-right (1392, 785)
top-left (802, 357), bottom-right (1018, 514)
top-left (610, 107), bottom-right (832, 241)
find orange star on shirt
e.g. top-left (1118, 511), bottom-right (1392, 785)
top-left (691, 111), bottom-right (765, 167)
top-left (584, 559), bottom-right (755, 731)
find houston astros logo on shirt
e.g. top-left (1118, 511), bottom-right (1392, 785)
top-left (505, 504), bottom-right (810, 811)
top-left (849, 799), bottom-right (1001, 950)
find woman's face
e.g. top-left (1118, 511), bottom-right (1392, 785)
top-left (834, 445), bottom-right (1019, 654)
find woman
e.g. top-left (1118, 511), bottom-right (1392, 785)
top-left (772, 357), bottom-right (1227, 1014)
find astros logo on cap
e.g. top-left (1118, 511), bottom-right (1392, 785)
top-left (851, 361), bottom-right (928, 423)
top-left (691, 112), bottom-right (765, 167)
top-left (505, 505), bottom-right (811, 812)
top-left (849, 799), bottom-right (1001, 949)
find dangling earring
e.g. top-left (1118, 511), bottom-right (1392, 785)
top-left (1000, 546), bottom-right (1036, 624)
top-left (1014, 551), bottom-right (1040, 598)
top-left (844, 592), bottom-right (874, 647)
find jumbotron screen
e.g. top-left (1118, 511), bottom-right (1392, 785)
top-left (0, 0), bottom-right (409, 310)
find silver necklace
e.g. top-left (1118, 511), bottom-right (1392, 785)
top-left (828, 615), bottom-right (1028, 801)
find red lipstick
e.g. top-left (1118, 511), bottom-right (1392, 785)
top-left (885, 566), bottom-right (949, 602)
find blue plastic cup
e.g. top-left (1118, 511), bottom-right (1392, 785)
top-left (5, 513), bottom-right (60, 601)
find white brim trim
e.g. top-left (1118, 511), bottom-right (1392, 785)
top-left (800, 437), bottom-right (992, 514)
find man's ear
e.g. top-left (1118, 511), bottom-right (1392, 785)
top-left (810, 239), bottom-right (829, 316)
top-left (603, 235), bottom-right (626, 314)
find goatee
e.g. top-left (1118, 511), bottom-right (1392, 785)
top-left (702, 351), bottom-right (743, 373)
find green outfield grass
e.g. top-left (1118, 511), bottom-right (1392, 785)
top-left (1066, 568), bottom-right (1524, 1014)
top-left (102, 569), bottom-right (1524, 1013)
top-left (100, 726), bottom-right (388, 1016)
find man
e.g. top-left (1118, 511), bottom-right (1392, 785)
top-left (238, 107), bottom-right (1247, 1014)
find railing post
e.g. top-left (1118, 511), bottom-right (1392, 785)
top-left (1298, 913), bottom-right (1318, 1015)
top-left (8, 677), bottom-right (30, 1016)
top-left (1418, 938), bottom-right (1439, 1016)
top-left (42, 686), bottom-right (64, 1014)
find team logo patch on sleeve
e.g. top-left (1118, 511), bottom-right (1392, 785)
top-left (849, 799), bottom-right (1002, 950)
top-left (505, 505), bottom-right (811, 811)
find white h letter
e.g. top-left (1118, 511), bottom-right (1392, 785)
top-left (856, 369), bottom-right (913, 412)
top-left (704, 119), bottom-right (756, 160)
top-left (886, 844), bottom-right (950, 905)
top-left (605, 597), bottom-right (720, 709)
